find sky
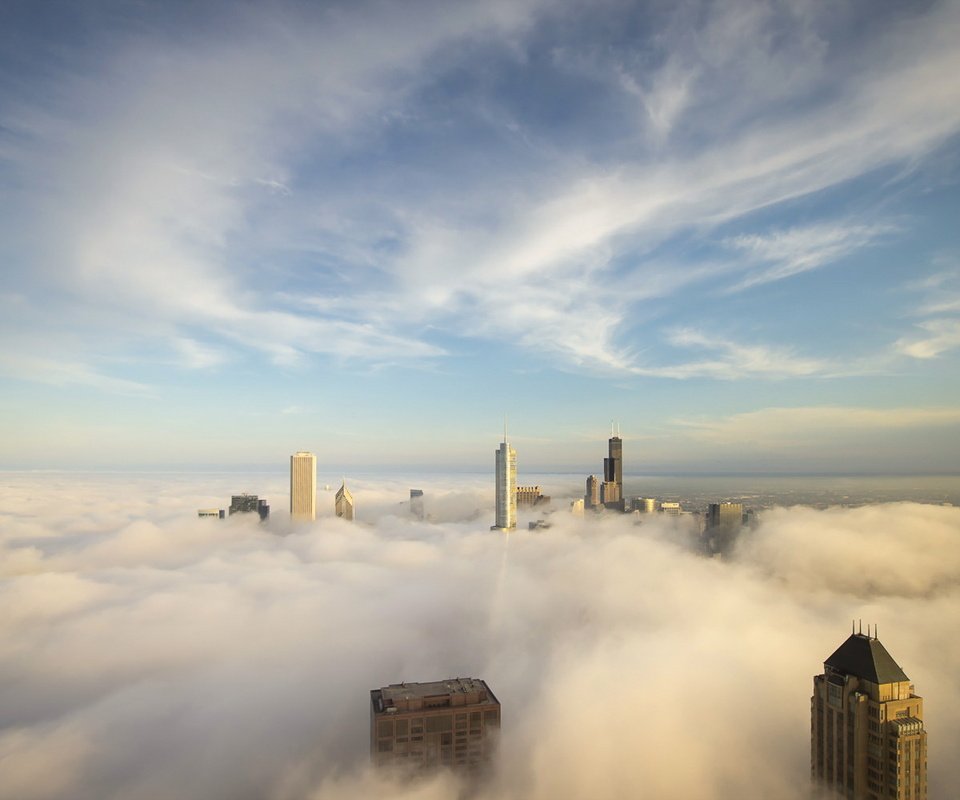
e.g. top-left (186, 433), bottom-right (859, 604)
top-left (2, 0), bottom-right (960, 472)
top-left (1, 474), bottom-right (958, 800)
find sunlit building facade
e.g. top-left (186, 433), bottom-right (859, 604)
top-left (492, 437), bottom-right (517, 531)
top-left (290, 451), bottom-right (317, 521)
top-left (706, 502), bottom-right (744, 530)
top-left (370, 678), bottom-right (500, 773)
top-left (812, 630), bottom-right (927, 800)
top-left (585, 475), bottom-right (600, 509)
top-left (335, 480), bottom-right (354, 521)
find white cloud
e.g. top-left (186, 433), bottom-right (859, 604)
top-left (671, 405), bottom-right (960, 446)
top-left (896, 318), bottom-right (960, 359)
top-left (0, 353), bottom-right (152, 396)
top-left (0, 474), bottom-right (958, 798)
top-left (636, 328), bottom-right (835, 379)
top-left (725, 222), bottom-right (893, 291)
top-left (3, 0), bottom-right (960, 379)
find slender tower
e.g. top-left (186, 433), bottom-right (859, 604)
top-left (290, 451), bottom-right (317, 521)
top-left (602, 422), bottom-right (623, 510)
top-left (812, 627), bottom-right (927, 800)
top-left (492, 421), bottom-right (517, 531)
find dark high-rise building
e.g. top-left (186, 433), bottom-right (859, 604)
top-left (410, 489), bottom-right (425, 520)
top-left (602, 431), bottom-right (624, 510)
top-left (229, 494), bottom-right (269, 520)
top-left (603, 434), bottom-right (622, 487)
top-left (812, 629), bottom-right (927, 800)
top-left (370, 678), bottom-right (500, 773)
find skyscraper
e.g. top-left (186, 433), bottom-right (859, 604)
top-left (603, 428), bottom-right (623, 510)
top-left (706, 502), bottom-right (744, 530)
top-left (228, 494), bottom-right (270, 520)
top-left (410, 489), bottom-right (425, 520)
top-left (492, 433), bottom-right (516, 531)
top-left (290, 451), bottom-right (317, 522)
top-left (585, 475), bottom-right (600, 509)
top-left (812, 628), bottom-right (927, 800)
top-left (370, 677), bottom-right (500, 772)
top-left (335, 480), bottom-right (354, 521)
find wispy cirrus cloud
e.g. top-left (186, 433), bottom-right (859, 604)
top-left (897, 263), bottom-right (960, 359)
top-left (724, 221), bottom-right (894, 291)
top-left (629, 327), bottom-right (835, 380)
top-left (0, 354), bottom-right (152, 396)
top-left (2, 0), bottom-right (960, 387)
top-left (896, 318), bottom-right (960, 360)
top-left (671, 404), bottom-right (960, 447)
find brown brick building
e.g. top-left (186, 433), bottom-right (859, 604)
top-left (370, 678), bottom-right (500, 772)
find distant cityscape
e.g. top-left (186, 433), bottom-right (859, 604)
top-left (197, 427), bottom-right (955, 554)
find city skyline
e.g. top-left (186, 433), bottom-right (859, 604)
top-left (3, 469), bottom-right (957, 799)
top-left (1, 1), bottom-right (959, 473)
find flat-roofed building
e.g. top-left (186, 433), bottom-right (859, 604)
top-left (410, 489), bottom-right (425, 520)
top-left (707, 502), bottom-right (744, 530)
top-left (290, 451), bottom-right (317, 522)
top-left (198, 508), bottom-right (224, 519)
top-left (660, 501), bottom-right (681, 516)
top-left (370, 678), bottom-right (500, 773)
top-left (516, 485), bottom-right (549, 507)
top-left (229, 494), bottom-right (270, 520)
top-left (632, 497), bottom-right (658, 513)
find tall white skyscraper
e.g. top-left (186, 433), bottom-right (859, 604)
top-left (491, 430), bottom-right (516, 531)
top-left (290, 451), bottom-right (317, 521)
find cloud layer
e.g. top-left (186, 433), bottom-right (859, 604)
top-left (1, 474), bottom-right (958, 799)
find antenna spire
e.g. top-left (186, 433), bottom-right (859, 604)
top-left (503, 413), bottom-right (508, 443)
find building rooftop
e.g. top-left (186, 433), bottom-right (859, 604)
top-left (371, 678), bottom-right (497, 714)
top-left (825, 633), bottom-right (910, 684)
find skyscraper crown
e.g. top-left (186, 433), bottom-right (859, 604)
top-left (824, 633), bottom-right (909, 684)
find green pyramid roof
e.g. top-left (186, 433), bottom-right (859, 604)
top-left (825, 633), bottom-right (909, 684)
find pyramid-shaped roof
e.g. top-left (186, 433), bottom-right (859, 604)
top-left (825, 633), bottom-right (909, 684)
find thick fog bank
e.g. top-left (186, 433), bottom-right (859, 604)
top-left (1, 476), bottom-right (958, 799)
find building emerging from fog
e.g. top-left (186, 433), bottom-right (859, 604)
top-left (290, 451), bottom-right (317, 522)
top-left (516, 485), bottom-right (549, 507)
top-left (583, 425), bottom-right (625, 512)
top-left (585, 475), bottom-right (600, 510)
top-left (198, 508), bottom-right (225, 519)
top-left (410, 489), bottom-right (424, 520)
top-left (602, 427), bottom-right (624, 510)
top-left (812, 629), bottom-right (927, 800)
top-left (706, 502), bottom-right (744, 530)
top-left (370, 678), bottom-right (500, 773)
top-left (228, 494), bottom-right (270, 520)
top-left (335, 480), bottom-right (354, 521)
top-left (492, 432), bottom-right (517, 531)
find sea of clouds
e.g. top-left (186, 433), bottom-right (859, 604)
top-left (1, 473), bottom-right (958, 799)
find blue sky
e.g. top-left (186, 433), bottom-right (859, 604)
top-left (1, 0), bottom-right (959, 472)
